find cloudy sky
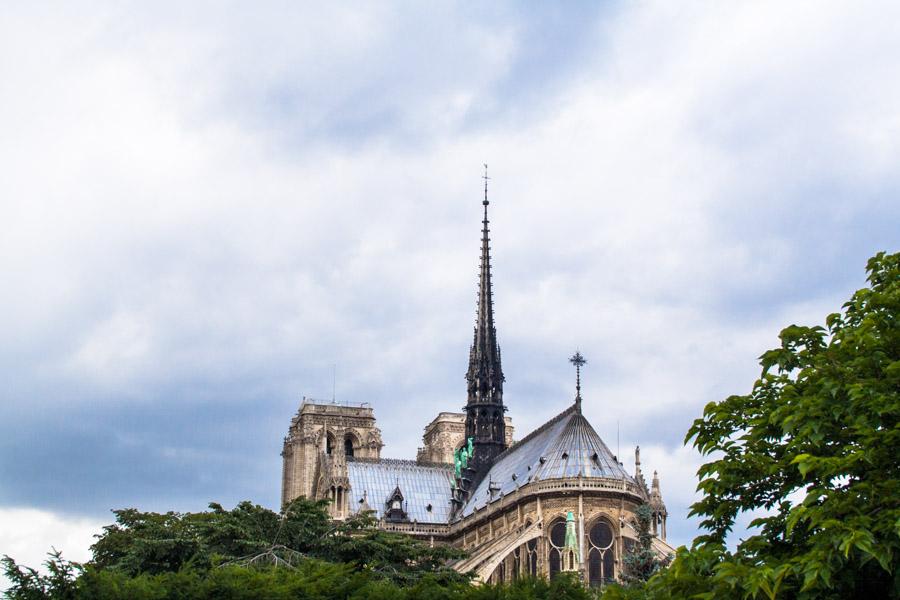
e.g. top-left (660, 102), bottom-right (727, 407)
top-left (2, 0), bottom-right (899, 577)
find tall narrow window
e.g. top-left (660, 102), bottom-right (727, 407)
top-left (587, 520), bottom-right (615, 586)
top-left (527, 539), bottom-right (538, 577)
top-left (548, 520), bottom-right (567, 579)
top-left (344, 436), bottom-right (354, 457)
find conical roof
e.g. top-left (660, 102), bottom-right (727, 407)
top-left (458, 404), bottom-right (636, 518)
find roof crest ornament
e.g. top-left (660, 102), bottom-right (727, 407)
top-left (569, 351), bottom-right (586, 412)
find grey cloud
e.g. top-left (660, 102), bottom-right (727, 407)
top-left (1, 2), bottom-right (899, 564)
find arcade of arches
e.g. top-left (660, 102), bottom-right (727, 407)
top-left (483, 513), bottom-right (625, 587)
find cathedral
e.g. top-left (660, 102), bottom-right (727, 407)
top-left (281, 177), bottom-right (673, 585)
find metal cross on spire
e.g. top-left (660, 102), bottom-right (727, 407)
top-left (569, 351), bottom-right (586, 411)
top-left (482, 163), bottom-right (490, 206)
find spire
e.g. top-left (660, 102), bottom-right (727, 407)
top-left (464, 165), bottom-right (507, 476)
top-left (471, 164), bottom-right (500, 387)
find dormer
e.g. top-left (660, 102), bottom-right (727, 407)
top-left (384, 486), bottom-right (409, 523)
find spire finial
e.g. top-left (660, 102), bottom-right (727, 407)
top-left (569, 351), bottom-right (586, 411)
top-left (482, 163), bottom-right (490, 206)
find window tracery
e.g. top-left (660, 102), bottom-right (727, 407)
top-left (547, 519), bottom-right (567, 579)
top-left (587, 518), bottom-right (616, 586)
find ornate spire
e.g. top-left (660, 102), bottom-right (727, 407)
top-left (650, 471), bottom-right (665, 508)
top-left (464, 165), bottom-right (507, 476)
top-left (650, 470), bottom-right (668, 540)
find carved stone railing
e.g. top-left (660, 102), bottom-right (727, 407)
top-left (452, 476), bottom-right (645, 535)
top-left (378, 520), bottom-right (452, 537)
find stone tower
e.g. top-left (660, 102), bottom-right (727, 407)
top-left (417, 412), bottom-right (515, 465)
top-left (464, 169), bottom-right (507, 476)
top-left (281, 399), bottom-right (383, 508)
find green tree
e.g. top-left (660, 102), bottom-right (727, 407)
top-left (89, 498), bottom-right (333, 575)
top-left (85, 497), bottom-right (467, 586)
top-left (1, 550), bottom-right (80, 600)
top-left (318, 511), bottom-right (467, 585)
top-left (682, 251), bottom-right (900, 598)
top-left (620, 505), bottom-right (669, 585)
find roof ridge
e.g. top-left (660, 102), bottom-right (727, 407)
top-left (347, 456), bottom-right (452, 470)
top-left (568, 412), bottom-right (633, 477)
top-left (489, 402), bottom-right (577, 465)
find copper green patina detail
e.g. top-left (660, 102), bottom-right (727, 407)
top-left (564, 510), bottom-right (579, 561)
top-left (453, 437), bottom-right (476, 481)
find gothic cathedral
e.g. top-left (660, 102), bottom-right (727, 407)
top-left (281, 175), bottom-right (672, 585)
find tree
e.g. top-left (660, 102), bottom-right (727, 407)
top-left (682, 251), bottom-right (900, 598)
top-left (1, 550), bottom-right (80, 600)
top-left (620, 504), bottom-right (669, 584)
top-left (85, 498), bottom-right (467, 585)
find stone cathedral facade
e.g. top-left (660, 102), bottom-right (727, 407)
top-left (281, 182), bottom-right (673, 585)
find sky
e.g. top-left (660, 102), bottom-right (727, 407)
top-left (2, 0), bottom-right (899, 580)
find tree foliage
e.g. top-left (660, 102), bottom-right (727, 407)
top-left (86, 497), bottom-right (467, 585)
top-left (1, 550), bottom-right (80, 600)
top-left (3, 554), bottom-right (595, 600)
top-left (681, 251), bottom-right (899, 598)
top-left (620, 505), bottom-right (669, 585)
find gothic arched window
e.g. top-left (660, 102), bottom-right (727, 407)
top-left (344, 435), bottom-right (354, 457)
top-left (547, 519), bottom-right (567, 579)
top-left (326, 433), bottom-right (334, 455)
top-left (587, 519), bottom-right (616, 587)
top-left (526, 538), bottom-right (538, 577)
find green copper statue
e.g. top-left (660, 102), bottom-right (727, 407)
top-left (460, 437), bottom-right (476, 469)
top-left (453, 438), bottom-right (476, 479)
top-left (564, 510), bottom-right (580, 561)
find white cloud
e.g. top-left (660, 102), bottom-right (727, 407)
top-left (0, 508), bottom-right (101, 592)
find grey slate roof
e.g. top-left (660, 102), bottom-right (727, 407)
top-left (458, 403), bottom-right (636, 518)
top-left (346, 457), bottom-right (454, 524)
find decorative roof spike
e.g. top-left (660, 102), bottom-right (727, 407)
top-left (569, 351), bottom-right (586, 412)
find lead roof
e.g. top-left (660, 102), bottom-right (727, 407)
top-left (346, 457), bottom-right (454, 524)
top-left (457, 403), bottom-right (637, 518)
top-left (344, 404), bottom-right (635, 524)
